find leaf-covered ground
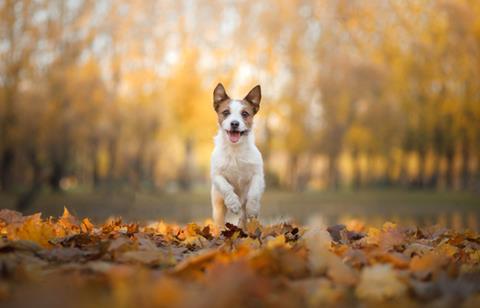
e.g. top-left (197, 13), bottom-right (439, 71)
top-left (0, 208), bottom-right (479, 307)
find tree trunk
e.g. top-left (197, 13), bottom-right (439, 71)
top-left (445, 146), bottom-right (455, 190)
top-left (49, 160), bottom-right (65, 192)
top-left (16, 150), bottom-right (43, 211)
top-left (365, 153), bottom-right (376, 187)
top-left (0, 147), bottom-right (15, 191)
top-left (459, 136), bottom-right (471, 190)
top-left (352, 149), bottom-right (361, 190)
top-left (399, 152), bottom-right (409, 187)
top-left (288, 154), bottom-right (299, 191)
top-left (383, 154), bottom-right (395, 187)
top-left (417, 149), bottom-right (427, 189)
top-left (91, 141), bottom-right (100, 189)
top-left (430, 153), bottom-right (442, 189)
top-left (132, 140), bottom-right (146, 190)
top-left (145, 153), bottom-right (157, 190)
top-left (179, 138), bottom-right (194, 191)
top-left (0, 88), bottom-right (17, 191)
top-left (106, 136), bottom-right (117, 188)
top-left (327, 152), bottom-right (340, 190)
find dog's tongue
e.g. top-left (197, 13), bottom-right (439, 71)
top-left (228, 131), bottom-right (241, 143)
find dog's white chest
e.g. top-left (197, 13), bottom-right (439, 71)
top-left (218, 153), bottom-right (256, 188)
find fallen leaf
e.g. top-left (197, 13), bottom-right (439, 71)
top-left (327, 224), bottom-right (347, 243)
top-left (410, 251), bottom-right (449, 280)
top-left (117, 250), bottom-right (169, 266)
top-left (356, 264), bottom-right (407, 301)
top-left (6, 213), bottom-right (58, 247)
top-left (80, 218), bottom-right (94, 233)
top-left (58, 207), bottom-right (80, 233)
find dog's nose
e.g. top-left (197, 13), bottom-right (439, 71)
top-left (230, 121), bottom-right (239, 129)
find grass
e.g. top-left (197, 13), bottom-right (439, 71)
top-left (1, 188), bottom-right (479, 229)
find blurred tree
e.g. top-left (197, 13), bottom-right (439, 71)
top-left (165, 48), bottom-right (212, 190)
top-left (0, 0), bottom-right (38, 191)
top-left (0, 0), bottom-right (479, 198)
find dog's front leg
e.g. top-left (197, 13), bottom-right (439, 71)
top-left (212, 175), bottom-right (241, 214)
top-left (246, 174), bottom-right (265, 219)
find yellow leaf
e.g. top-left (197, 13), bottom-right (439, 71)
top-left (266, 235), bottom-right (286, 249)
top-left (7, 213), bottom-right (57, 247)
top-left (436, 243), bottom-right (458, 258)
top-left (81, 218), bottom-right (94, 233)
top-left (366, 227), bottom-right (381, 246)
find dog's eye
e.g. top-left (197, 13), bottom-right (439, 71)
top-left (222, 110), bottom-right (230, 117)
top-left (241, 111), bottom-right (249, 118)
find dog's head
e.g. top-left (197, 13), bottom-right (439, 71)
top-left (213, 83), bottom-right (261, 144)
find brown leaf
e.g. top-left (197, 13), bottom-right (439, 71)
top-left (410, 252), bottom-right (449, 280)
top-left (0, 209), bottom-right (25, 224)
top-left (170, 249), bottom-right (219, 276)
top-left (126, 223), bottom-right (139, 235)
top-left (379, 226), bottom-right (406, 252)
top-left (378, 252), bottom-right (410, 269)
top-left (117, 250), bottom-right (171, 266)
top-left (221, 223), bottom-right (247, 239)
top-left (102, 217), bottom-right (122, 234)
top-left (0, 239), bottom-right (42, 253)
top-left (108, 237), bottom-right (133, 253)
top-left (198, 225), bottom-right (214, 240)
top-left (343, 248), bottom-right (368, 269)
top-left (327, 224), bottom-right (347, 243)
top-left (40, 247), bottom-right (95, 262)
top-left (403, 243), bottom-right (433, 258)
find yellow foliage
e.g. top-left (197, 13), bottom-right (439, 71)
top-left (6, 214), bottom-right (58, 247)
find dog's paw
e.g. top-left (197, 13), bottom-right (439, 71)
top-left (246, 199), bottom-right (260, 218)
top-left (224, 194), bottom-right (241, 214)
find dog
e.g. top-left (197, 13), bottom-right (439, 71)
top-left (210, 83), bottom-right (265, 228)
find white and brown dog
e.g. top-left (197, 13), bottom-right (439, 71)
top-left (210, 83), bottom-right (265, 227)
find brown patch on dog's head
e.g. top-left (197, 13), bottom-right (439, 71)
top-left (237, 100), bottom-right (256, 129)
top-left (213, 83), bottom-right (232, 126)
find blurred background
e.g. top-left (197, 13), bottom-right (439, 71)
top-left (0, 0), bottom-right (479, 228)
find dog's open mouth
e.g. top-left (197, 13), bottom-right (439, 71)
top-left (227, 130), bottom-right (248, 143)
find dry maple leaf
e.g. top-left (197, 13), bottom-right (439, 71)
top-left (6, 213), bottom-right (58, 247)
top-left (221, 223), bottom-right (247, 239)
top-left (1, 209), bottom-right (479, 307)
top-left (327, 224), bottom-right (347, 243)
top-left (379, 224), bottom-right (406, 252)
top-left (58, 207), bottom-right (80, 234)
top-left (199, 225), bottom-right (214, 240)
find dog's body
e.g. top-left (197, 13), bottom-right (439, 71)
top-left (210, 84), bottom-right (265, 227)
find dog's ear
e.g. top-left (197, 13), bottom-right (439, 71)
top-left (213, 83), bottom-right (229, 111)
top-left (244, 85), bottom-right (261, 114)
